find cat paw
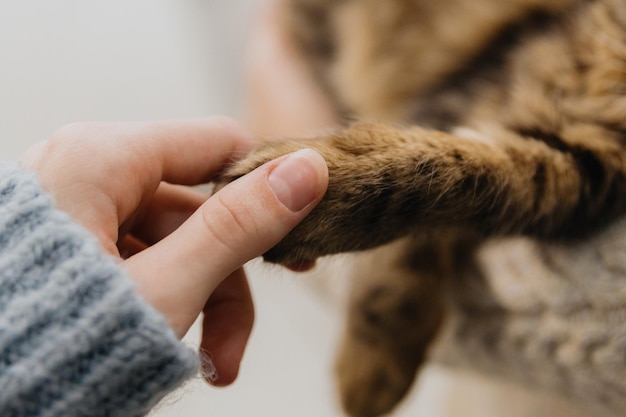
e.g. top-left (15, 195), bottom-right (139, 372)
top-left (336, 336), bottom-right (416, 417)
top-left (223, 125), bottom-right (413, 266)
top-left (223, 138), bottom-right (335, 266)
top-left (335, 267), bottom-right (445, 417)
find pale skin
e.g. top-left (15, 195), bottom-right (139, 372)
top-left (20, 117), bottom-right (328, 386)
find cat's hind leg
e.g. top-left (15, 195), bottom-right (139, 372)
top-left (336, 238), bottom-right (447, 417)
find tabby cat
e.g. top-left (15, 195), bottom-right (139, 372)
top-left (226, 0), bottom-right (626, 416)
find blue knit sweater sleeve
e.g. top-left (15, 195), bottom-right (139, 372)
top-left (0, 162), bottom-right (200, 417)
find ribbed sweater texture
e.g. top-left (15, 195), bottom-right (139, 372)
top-left (0, 162), bottom-right (199, 417)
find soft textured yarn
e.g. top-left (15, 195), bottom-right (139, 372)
top-left (0, 162), bottom-right (199, 417)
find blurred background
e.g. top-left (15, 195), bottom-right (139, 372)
top-left (0, 2), bottom-right (582, 416)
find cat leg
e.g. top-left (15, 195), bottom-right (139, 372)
top-left (335, 238), bottom-right (447, 417)
top-left (224, 121), bottom-right (626, 266)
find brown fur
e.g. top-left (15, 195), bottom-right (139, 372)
top-left (226, 0), bottom-right (626, 415)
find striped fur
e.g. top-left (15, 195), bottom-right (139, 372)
top-left (227, 0), bottom-right (626, 415)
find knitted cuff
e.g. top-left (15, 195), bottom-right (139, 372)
top-left (0, 162), bottom-right (199, 417)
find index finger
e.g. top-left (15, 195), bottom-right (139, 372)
top-left (121, 117), bottom-right (258, 185)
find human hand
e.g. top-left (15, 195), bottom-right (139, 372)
top-left (20, 117), bottom-right (328, 386)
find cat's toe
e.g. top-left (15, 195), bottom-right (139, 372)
top-left (284, 259), bottom-right (317, 272)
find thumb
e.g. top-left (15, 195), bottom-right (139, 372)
top-left (126, 148), bottom-right (328, 335)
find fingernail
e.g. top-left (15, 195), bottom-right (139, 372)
top-left (268, 149), bottom-right (327, 212)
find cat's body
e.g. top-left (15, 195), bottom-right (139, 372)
top-left (228, 0), bottom-right (626, 415)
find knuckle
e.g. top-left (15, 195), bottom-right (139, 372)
top-left (200, 193), bottom-right (259, 257)
top-left (47, 122), bottom-right (106, 157)
top-left (50, 121), bottom-right (102, 140)
top-left (207, 115), bottom-right (241, 132)
top-left (205, 116), bottom-right (255, 148)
